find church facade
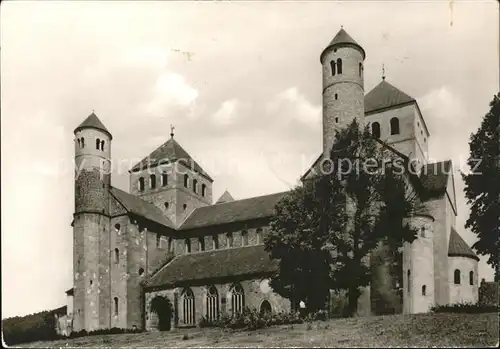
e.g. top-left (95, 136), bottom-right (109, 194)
top-left (66, 28), bottom-right (479, 332)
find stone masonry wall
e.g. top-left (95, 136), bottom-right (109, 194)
top-left (448, 256), bottom-right (478, 304)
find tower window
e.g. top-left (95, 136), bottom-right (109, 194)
top-left (241, 230), bottom-right (248, 246)
top-left (138, 177), bottom-right (145, 192)
top-left (184, 174), bottom-right (189, 188)
top-left (390, 117), bottom-right (400, 135)
top-left (454, 269), bottom-right (461, 284)
top-left (139, 268), bottom-right (144, 276)
top-left (96, 138), bottom-right (101, 150)
top-left (359, 62), bottom-right (363, 77)
top-left (421, 285), bottom-right (426, 296)
top-left (330, 61), bottom-right (336, 76)
top-left (469, 271), bottom-right (474, 285)
top-left (185, 239), bottom-right (191, 254)
top-left (335, 93), bottom-right (338, 100)
top-left (114, 297), bottom-right (118, 316)
top-left (420, 227), bottom-right (425, 238)
top-left (81, 137), bottom-right (85, 148)
top-left (161, 172), bottom-right (168, 187)
top-left (407, 269), bottom-right (411, 294)
top-left (164, 202), bottom-right (169, 210)
top-left (193, 179), bottom-right (198, 194)
top-left (77, 138), bottom-right (81, 148)
top-left (336, 58), bottom-right (343, 74)
top-left (114, 248), bottom-right (119, 264)
top-left (114, 223), bottom-right (120, 231)
top-left (371, 122), bottom-right (381, 138)
top-left (335, 117), bottom-right (339, 123)
top-left (101, 140), bottom-right (105, 151)
top-left (199, 237), bottom-right (205, 251)
top-left (227, 232), bottom-right (233, 248)
top-left (202, 184), bottom-right (207, 197)
top-left (150, 174), bottom-right (156, 189)
top-left (183, 203), bottom-right (187, 211)
top-left (213, 234), bottom-right (219, 250)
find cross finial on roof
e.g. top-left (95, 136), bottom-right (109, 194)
top-left (382, 63), bottom-right (386, 80)
top-left (341, 25), bottom-right (343, 29)
top-left (170, 124), bottom-right (175, 138)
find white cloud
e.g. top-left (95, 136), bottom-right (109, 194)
top-left (267, 87), bottom-right (321, 127)
top-left (211, 99), bottom-right (240, 126)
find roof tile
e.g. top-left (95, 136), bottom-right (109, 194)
top-left (364, 80), bottom-right (415, 114)
top-left (448, 227), bottom-right (479, 261)
top-left (74, 112), bottom-right (111, 138)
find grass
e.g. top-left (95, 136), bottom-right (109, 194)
top-left (14, 312), bottom-right (499, 348)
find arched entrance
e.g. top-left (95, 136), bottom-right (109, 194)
top-left (259, 300), bottom-right (272, 316)
top-left (150, 295), bottom-right (173, 331)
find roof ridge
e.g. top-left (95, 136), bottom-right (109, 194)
top-left (210, 190), bottom-right (289, 207)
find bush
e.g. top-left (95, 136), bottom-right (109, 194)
top-left (430, 302), bottom-right (498, 314)
top-left (68, 327), bottom-right (143, 339)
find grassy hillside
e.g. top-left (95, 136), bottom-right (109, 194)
top-left (15, 312), bottom-right (499, 348)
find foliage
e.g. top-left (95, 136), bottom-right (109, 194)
top-left (430, 302), bottom-right (498, 314)
top-left (68, 327), bottom-right (143, 339)
top-left (2, 306), bottom-right (65, 346)
top-left (462, 93), bottom-right (500, 281)
top-left (149, 295), bottom-right (173, 331)
top-left (266, 118), bottom-right (421, 317)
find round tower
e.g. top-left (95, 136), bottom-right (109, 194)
top-left (320, 28), bottom-right (366, 156)
top-left (73, 112), bottom-right (112, 332)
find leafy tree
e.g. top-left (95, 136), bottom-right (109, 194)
top-left (462, 93), bottom-right (500, 281)
top-left (265, 118), bottom-right (421, 316)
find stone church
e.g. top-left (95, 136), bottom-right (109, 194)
top-left (65, 28), bottom-right (479, 333)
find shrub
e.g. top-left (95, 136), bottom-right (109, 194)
top-left (430, 302), bottom-right (498, 314)
top-left (205, 308), bottom-right (303, 331)
top-left (68, 327), bottom-right (143, 339)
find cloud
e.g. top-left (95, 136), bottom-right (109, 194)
top-left (211, 99), bottom-right (240, 126)
top-left (266, 87), bottom-right (321, 128)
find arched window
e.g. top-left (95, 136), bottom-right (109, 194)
top-left (138, 177), bottom-right (145, 192)
top-left (260, 300), bottom-right (272, 316)
top-left (226, 232), bottom-right (233, 248)
top-left (330, 60), bottom-right (336, 76)
top-left (185, 239), bottom-right (191, 254)
top-left (114, 297), bottom-right (118, 316)
top-left (164, 202), bottom-right (169, 210)
top-left (161, 172), bottom-right (168, 187)
top-left (213, 235), bottom-right (219, 250)
top-left (150, 174), bottom-right (156, 189)
top-left (206, 286), bottom-right (219, 322)
top-left (421, 285), bottom-right (427, 296)
top-left (336, 58), bottom-right (343, 74)
top-left (138, 268), bottom-right (144, 276)
top-left (183, 203), bottom-right (187, 211)
top-left (407, 269), bottom-right (411, 294)
top-left (454, 269), bottom-right (461, 284)
top-left (371, 122), bottom-right (381, 138)
top-left (230, 283), bottom-right (245, 315)
top-left (420, 227), bottom-right (425, 238)
top-left (77, 138), bottom-right (81, 148)
top-left (101, 140), bottom-right (105, 151)
top-left (114, 248), bottom-right (119, 264)
top-left (114, 223), bottom-right (121, 231)
top-left (193, 179), bottom-right (198, 194)
top-left (256, 228), bottom-right (263, 244)
top-left (335, 93), bottom-right (338, 100)
top-left (390, 117), bottom-right (400, 135)
top-left (359, 62), bottom-right (363, 77)
top-left (181, 288), bottom-right (195, 325)
top-left (81, 137), bottom-right (85, 148)
top-left (202, 184), bottom-right (207, 197)
top-left (199, 237), bottom-right (205, 251)
top-left (96, 138), bottom-right (100, 150)
top-left (241, 230), bottom-right (248, 246)
top-left (469, 271), bottom-right (474, 285)
top-left (184, 174), bottom-right (189, 188)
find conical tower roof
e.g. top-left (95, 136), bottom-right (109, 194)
top-left (216, 190), bottom-right (235, 204)
top-left (74, 112), bottom-right (112, 139)
top-left (321, 27), bottom-right (365, 62)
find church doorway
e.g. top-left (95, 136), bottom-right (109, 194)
top-left (150, 295), bottom-right (173, 331)
top-left (259, 300), bottom-right (272, 316)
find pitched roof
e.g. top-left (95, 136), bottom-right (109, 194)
top-left (420, 160), bottom-right (452, 198)
top-left (74, 112), bottom-right (112, 139)
top-left (130, 136), bottom-right (212, 181)
top-left (109, 187), bottom-right (174, 229)
top-left (180, 191), bottom-right (289, 230)
top-left (448, 227), bottom-right (479, 261)
top-left (216, 190), bottom-right (235, 204)
top-left (144, 245), bottom-right (278, 288)
top-left (321, 28), bottom-right (365, 61)
top-left (364, 80), bottom-right (415, 114)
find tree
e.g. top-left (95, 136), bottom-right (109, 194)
top-left (462, 93), bottom-right (500, 281)
top-left (265, 118), bottom-right (421, 316)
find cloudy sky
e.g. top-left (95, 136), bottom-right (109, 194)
top-left (1, 1), bottom-right (498, 318)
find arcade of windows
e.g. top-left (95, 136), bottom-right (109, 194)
top-left (137, 172), bottom-right (206, 197)
top-left (184, 228), bottom-right (264, 254)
